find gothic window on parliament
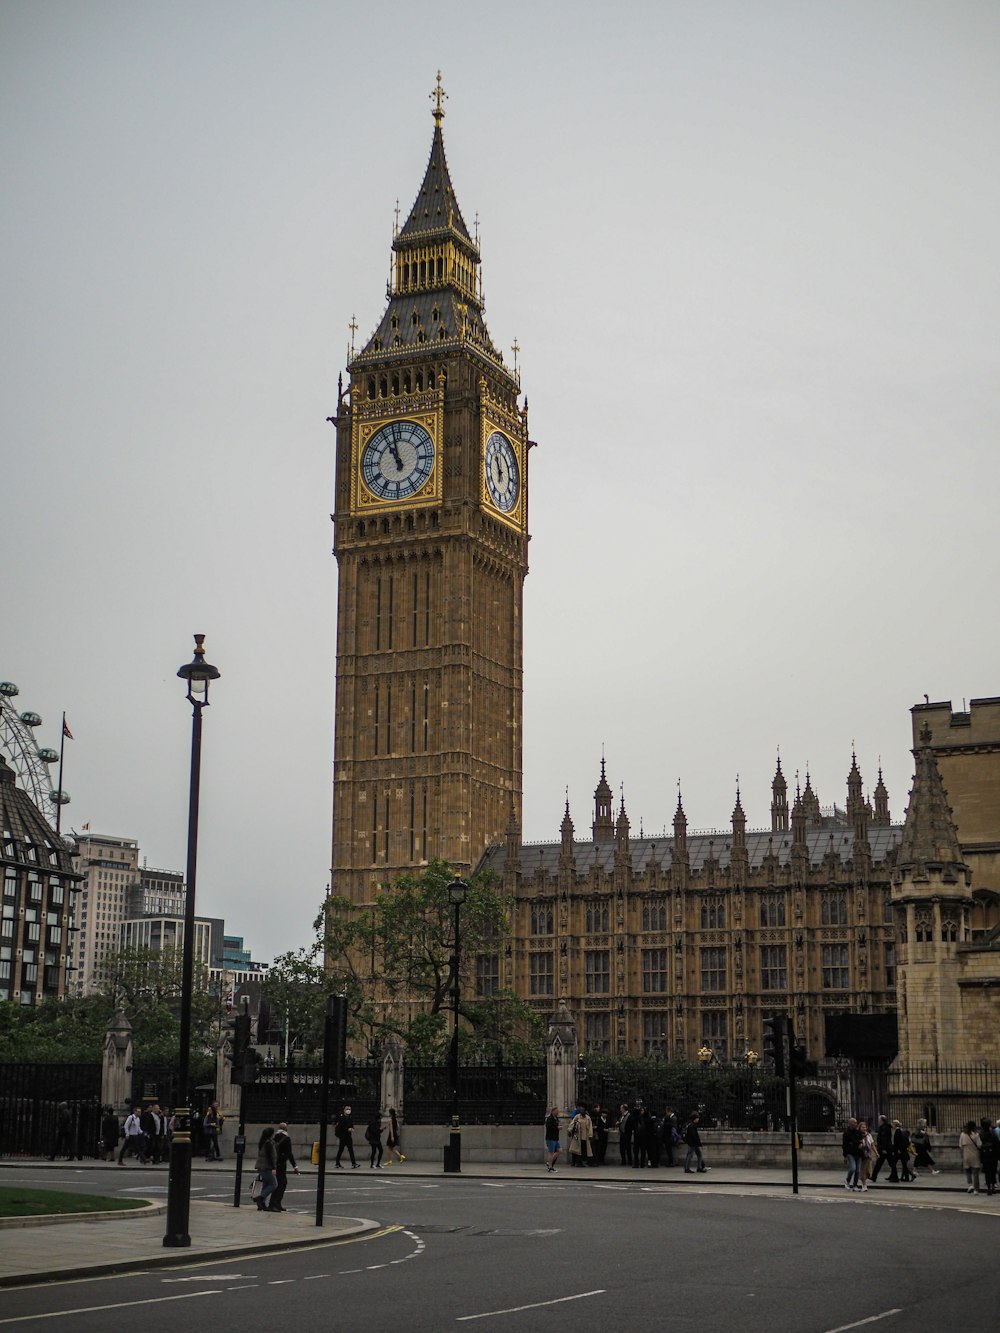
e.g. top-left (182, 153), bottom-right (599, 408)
top-left (941, 914), bottom-right (959, 943)
top-left (586, 900), bottom-right (610, 933)
top-left (759, 944), bottom-right (788, 991)
top-left (530, 904), bottom-right (554, 936)
top-left (475, 954), bottom-right (500, 998)
top-left (884, 942), bottom-right (896, 987)
top-left (883, 895), bottom-right (894, 924)
top-left (700, 947), bottom-right (727, 992)
top-left (642, 901), bottom-right (668, 931)
top-left (821, 892), bottom-right (848, 927)
top-left (700, 896), bottom-right (726, 929)
top-left (915, 909), bottom-right (933, 943)
top-left (585, 950), bottom-right (611, 994)
top-left (759, 893), bottom-right (786, 928)
top-left (642, 1013), bottom-right (667, 1057)
top-left (822, 944), bottom-right (850, 989)
top-left (585, 1012), bottom-right (611, 1054)
top-left (701, 1011), bottom-right (727, 1061)
top-left (529, 951), bottom-right (554, 996)
top-left (642, 948), bottom-right (669, 993)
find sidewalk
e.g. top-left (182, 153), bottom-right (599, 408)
top-left (0, 1157), bottom-right (995, 1288)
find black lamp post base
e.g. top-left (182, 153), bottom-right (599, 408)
top-left (163, 1119), bottom-right (193, 1247)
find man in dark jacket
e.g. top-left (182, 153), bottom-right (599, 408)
top-left (893, 1120), bottom-right (914, 1181)
top-left (618, 1104), bottom-right (634, 1166)
top-left (683, 1114), bottom-right (709, 1173)
top-left (662, 1107), bottom-right (679, 1167)
top-left (592, 1105), bottom-right (609, 1165)
top-left (271, 1122), bottom-right (299, 1210)
top-left (334, 1104), bottom-right (359, 1167)
top-left (870, 1114), bottom-right (897, 1184)
top-left (842, 1117), bottom-right (863, 1190)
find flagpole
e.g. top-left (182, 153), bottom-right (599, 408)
top-left (55, 711), bottom-right (67, 837)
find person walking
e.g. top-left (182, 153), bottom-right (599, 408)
top-left (661, 1106), bottom-right (679, 1167)
top-left (912, 1118), bottom-right (940, 1174)
top-left (203, 1101), bottom-right (224, 1161)
top-left (383, 1106), bottom-right (405, 1164)
top-left (893, 1120), bottom-right (915, 1181)
top-left (977, 1118), bottom-right (997, 1196)
top-left (118, 1106), bottom-right (147, 1165)
top-left (100, 1107), bottom-right (121, 1162)
top-left (544, 1106), bottom-right (561, 1173)
top-left (870, 1114), bottom-right (896, 1184)
top-left (271, 1122), bottom-right (299, 1209)
top-left (858, 1121), bottom-right (876, 1191)
top-left (842, 1117), bottom-right (862, 1190)
top-left (592, 1104), bottom-right (609, 1165)
top-left (683, 1113), bottom-right (709, 1173)
top-left (366, 1112), bottom-right (384, 1169)
top-left (334, 1104), bottom-right (360, 1168)
top-left (959, 1120), bottom-right (982, 1194)
top-left (47, 1102), bottom-right (73, 1161)
top-left (254, 1126), bottom-right (278, 1211)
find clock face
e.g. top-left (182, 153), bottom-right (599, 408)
top-left (484, 430), bottom-right (520, 513)
top-left (360, 420), bottom-right (435, 501)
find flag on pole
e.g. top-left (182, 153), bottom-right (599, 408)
top-left (62, 718), bottom-right (74, 740)
top-left (81, 822), bottom-right (90, 831)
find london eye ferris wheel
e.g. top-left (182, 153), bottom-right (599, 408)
top-left (0, 681), bottom-right (70, 827)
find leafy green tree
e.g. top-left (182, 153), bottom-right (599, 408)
top-left (317, 859), bottom-right (543, 1061)
top-left (93, 944), bottom-right (219, 1067)
top-left (260, 947), bottom-right (332, 1056)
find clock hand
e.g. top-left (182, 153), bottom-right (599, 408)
top-left (389, 442), bottom-right (404, 470)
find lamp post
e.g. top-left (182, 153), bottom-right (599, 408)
top-left (164, 634), bottom-right (220, 1248)
top-left (446, 876), bottom-right (468, 1172)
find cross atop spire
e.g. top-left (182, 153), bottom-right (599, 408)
top-left (431, 70), bottom-right (447, 125)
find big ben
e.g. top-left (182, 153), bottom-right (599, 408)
top-left (329, 76), bottom-right (530, 909)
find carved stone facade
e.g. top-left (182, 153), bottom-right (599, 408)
top-left (482, 758), bottom-right (901, 1061)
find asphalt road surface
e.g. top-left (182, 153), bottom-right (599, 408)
top-left (2, 1166), bottom-right (999, 1331)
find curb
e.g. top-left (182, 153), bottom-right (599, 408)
top-left (0, 1199), bottom-right (165, 1230)
top-left (0, 1216), bottom-right (381, 1290)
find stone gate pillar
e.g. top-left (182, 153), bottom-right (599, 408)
top-left (381, 1034), bottom-right (404, 1116)
top-left (545, 998), bottom-right (579, 1130)
top-left (102, 1010), bottom-right (133, 1109)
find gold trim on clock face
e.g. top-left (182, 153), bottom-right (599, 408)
top-left (481, 417), bottom-right (525, 528)
top-left (354, 412), bottom-right (440, 511)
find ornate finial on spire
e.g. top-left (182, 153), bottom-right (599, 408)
top-left (348, 314), bottom-right (358, 361)
top-left (474, 210), bottom-right (480, 248)
top-left (431, 70), bottom-right (447, 124)
top-left (511, 337), bottom-right (520, 379)
top-left (393, 198), bottom-right (401, 237)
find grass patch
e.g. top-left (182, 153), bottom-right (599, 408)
top-left (0, 1187), bottom-right (148, 1218)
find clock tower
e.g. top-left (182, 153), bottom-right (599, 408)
top-left (329, 77), bottom-right (530, 909)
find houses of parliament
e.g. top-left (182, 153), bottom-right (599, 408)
top-left (329, 79), bottom-right (1000, 1066)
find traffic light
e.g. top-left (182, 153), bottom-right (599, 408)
top-left (763, 1014), bottom-right (786, 1077)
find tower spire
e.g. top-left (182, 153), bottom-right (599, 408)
top-left (430, 69), bottom-right (447, 125)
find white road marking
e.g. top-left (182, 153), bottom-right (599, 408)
top-left (457, 1289), bottom-right (606, 1321)
top-left (0, 1290), bottom-right (222, 1325)
top-left (821, 1312), bottom-right (902, 1333)
top-left (268, 1280), bottom-right (295, 1284)
top-left (162, 1275), bottom-right (253, 1282)
top-left (303, 1274), bottom-right (331, 1280)
top-left (226, 1285), bottom-right (259, 1291)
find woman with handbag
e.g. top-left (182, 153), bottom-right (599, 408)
top-left (254, 1126), bottom-right (278, 1211)
top-left (959, 1121), bottom-right (982, 1195)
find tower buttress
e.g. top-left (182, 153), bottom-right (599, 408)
top-left (592, 758), bottom-right (614, 842)
top-left (771, 756), bottom-right (788, 833)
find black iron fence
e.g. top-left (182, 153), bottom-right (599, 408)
top-left (578, 1059), bottom-right (793, 1130)
top-left (243, 1060), bottom-right (381, 1125)
top-left (0, 1062), bottom-right (103, 1158)
top-left (843, 1063), bottom-right (1000, 1134)
top-left (403, 1061), bottom-right (546, 1125)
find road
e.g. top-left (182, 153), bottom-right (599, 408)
top-left (1, 1166), bottom-right (999, 1331)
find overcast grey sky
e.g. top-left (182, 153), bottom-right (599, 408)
top-left (3, 1), bottom-right (998, 962)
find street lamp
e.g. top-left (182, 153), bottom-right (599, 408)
top-left (446, 876), bottom-right (468, 1172)
top-left (697, 1044), bottom-right (714, 1065)
top-left (164, 634), bottom-right (220, 1248)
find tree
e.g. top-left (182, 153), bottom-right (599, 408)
top-left (93, 944), bottom-right (218, 1067)
top-left (317, 859), bottom-right (544, 1061)
top-left (260, 947), bottom-right (332, 1057)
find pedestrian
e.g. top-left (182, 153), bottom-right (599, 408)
top-left (633, 1106), bottom-right (650, 1168)
top-left (892, 1120), bottom-right (915, 1181)
top-left (100, 1107), bottom-right (120, 1162)
top-left (617, 1103), bottom-right (634, 1166)
top-left (334, 1103), bottom-right (359, 1168)
top-left (567, 1104), bottom-right (594, 1166)
top-left (683, 1113), bottom-right (709, 1173)
top-left (592, 1104), bottom-right (609, 1165)
top-left (857, 1120), bottom-right (876, 1191)
top-left (366, 1112), bottom-right (384, 1168)
top-left (254, 1126), bottom-right (278, 1211)
top-left (842, 1116), bottom-right (862, 1190)
top-left (203, 1101), bottom-right (224, 1161)
top-left (271, 1121), bottom-right (299, 1209)
top-left (118, 1106), bottom-right (147, 1165)
top-left (544, 1106), bottom-right (561, 1173)
top-left (47, 1102), bottom-right (73, 1161)
top-left (870, 1113), bottom-right (896, 1184)
top-left (661, 1106), bottom-right (679, 1167)
top-left (977, 1118), bottom-right (997, 1196)
top-left (912, 1118), bottom-right (940, 1174)
top-left (383, 1106), bottom-right (406, 1164)
top-left (959, 1120), bottom-right (982, 1194)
